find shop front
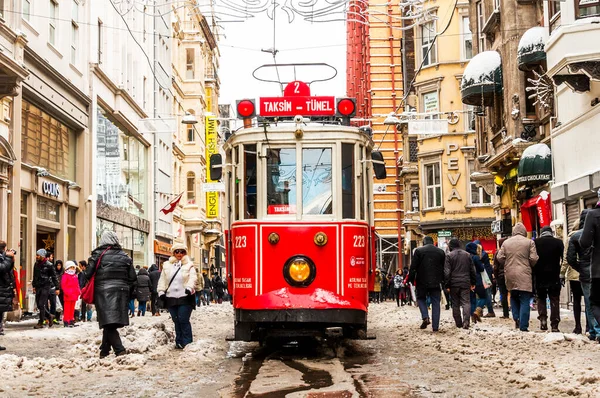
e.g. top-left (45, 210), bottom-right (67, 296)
top-left (154, 240), bottom-right (172, 267)
top-left (422, 220), bottom-right (497, 254)
top-left (96, 107), bottom-right (151, 266)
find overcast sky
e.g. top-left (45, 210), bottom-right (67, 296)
top-left (218, 4), bottom-right (347, 111)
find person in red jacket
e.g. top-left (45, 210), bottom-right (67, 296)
top-left (61, 261), bottom-right (81, 327)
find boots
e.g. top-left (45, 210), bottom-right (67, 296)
top-left (48, 315), bottom-right (55, 328)
top-left (33, 321), bottom-right (44, 329)
top-left (473, 307), bottom-right (483, 323)
top-left (420, 318), bottom-right (431, 329)
top-left (484, 312), bottom-right (496, 318)
top-left (540, 318), bottom-right (548, 331)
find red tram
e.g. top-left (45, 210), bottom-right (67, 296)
top-left (210, 81), bottom-right (386, 342)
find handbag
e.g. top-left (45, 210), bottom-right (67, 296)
top-left (481, 271), bottom-right (492, 289)
top-left (81, 246), bottom-right (111, 305)
top-left (157, 265), bottom-right (182, 309)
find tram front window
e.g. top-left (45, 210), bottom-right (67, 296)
top-left (266, 148), bottom-right (297, 215)
top-left (302, 148), bottom-right (332, 215)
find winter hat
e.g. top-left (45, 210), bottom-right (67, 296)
top-left (172, 243), bottom-right (188, 253)
top-left (36, 248), bottom-right (47, 257)
top-left (64, 261), bottom-right (77, 271)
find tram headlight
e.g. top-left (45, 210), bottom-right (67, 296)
top-left (283, 256), bottom-right (316, 287)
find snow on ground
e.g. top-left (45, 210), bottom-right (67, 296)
top-left (1, 300), bottom-right (599, 397)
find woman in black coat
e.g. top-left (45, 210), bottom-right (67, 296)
top-left (135, 268), bottom-right (152, 316)
top-left (86, 231), bottom-right (137, 358)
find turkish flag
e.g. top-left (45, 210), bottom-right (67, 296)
top-left (160, 192), bottom-right (183, 215)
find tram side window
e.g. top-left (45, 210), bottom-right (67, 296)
top-left (266, 148), bottom-right (297, 215)
top-left (359, 146), bottom-right (365, 220)
top-left (303, 148), bottom-right (332, 215)
top-left (234, 147), bottom-right (240, 221)
top-left (244, 145), bottom-right (257, 219)
top-left (342, 143), bottom-right (355, 219)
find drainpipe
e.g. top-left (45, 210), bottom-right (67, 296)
top-left (153, 4), bottom-right (159, 261)
top-left (388, 5), bottom-right (403, 269)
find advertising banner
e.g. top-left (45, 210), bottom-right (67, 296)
top-left (206, 115), bottom-right (219, 219)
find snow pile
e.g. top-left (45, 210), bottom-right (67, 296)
top-left (522, 143), bottom-right (551, 159)
top-left (121, 321), bottom-right (172, 354)
top-left (182, 338), bottom-right (222, 362)
top-left (310, 288), bottom-right (351, 306)
top-left (461, 51), bottom-right (502, 90)
top-left (517, 26), bottom-right (548, 59)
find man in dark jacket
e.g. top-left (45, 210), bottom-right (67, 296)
top-left (408, 236), bottom-right (445, 331)
top-left (579, 191), bottom-right (600, 328)
top-left (148, 264), bottom-right (161, 315)
top-left (0, 241), bottom-right (15, 349)
top-left (493, 238), bottom-right (509, 318)
top-left (466, 242), bottom-right (487, 322)
top-left (202, 272), bottom-right (212, 305)
top-left (32, 248), bottom-right (59, 329)
top-left (568, 209), bottom-right (600, 339)
top-left (534, 226), bottom-right (564, 332)
top-left (445, 239), bottom-right (476, 329)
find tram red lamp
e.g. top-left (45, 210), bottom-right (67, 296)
top-left (236, 99), bottom-right (256, 119)
top-left (283, 256), bottom-right (316, 287)
top-left (336, 98), bottom-right (356, 118)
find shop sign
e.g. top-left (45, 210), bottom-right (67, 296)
top-left (446, 144), bottom-right (462, 202)
top-left (438, 230), bottom-right (452, 237)
top-left (154, 240), bottom-right (172, 256)
top-left (38, 178), bottom-right (62, 200)
top-left (206, 115), bottom-right (219, 219)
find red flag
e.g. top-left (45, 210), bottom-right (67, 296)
top-left (160, 192), bottom-right (184, 215)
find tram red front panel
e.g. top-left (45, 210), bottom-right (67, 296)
top-left (341, 225), bottom-right (370, 305)
top-left (230, 224), bottom-right (258, 305)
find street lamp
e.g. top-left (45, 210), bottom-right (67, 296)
top-left (182, 112), bottom-right (198, 125)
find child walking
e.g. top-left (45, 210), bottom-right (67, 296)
top-left (61, 261), bottom-right (81, 327)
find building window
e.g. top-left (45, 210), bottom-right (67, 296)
top-left (187, 172), bottom-right (196, 204)
top-left (462, 16), bottom-right (473, 60)
top-left (71, 2), bottom-right (79, 65)
top-left (411, 189), bottom-right (420, 212)
top-left (476, 1), bottom-right (485, 52)
top-left (20, 193), bottom-right (28, 281)
top-left (494, 0), bottom-right (500, 11)
top-left (38, 198), bottom-right (60, 222)
top-left (23, 0), bottom-right (31, 21)
top-left (408, 137), bottom-right (418, 162)
top-left (0, 1), bottom-right (5, 18)
top-left (68, 206), bottom-right (77, 261)
top-left (186, 110), bottom-right (195, 142)
top-left (425, 163), bottom-right (442, 209)
top-left (469, 160), bottom-right (491, 205)
top-left (422, 91), bottom-right (439, 119)
top-left (549, 1), bottom-right (561, 32)
top-left (22, 102), bottom-right (76, 180)
top-left (421, 21), bottom-right (437, 66)
top-left (49, 0), bottom-right (58, 46)
top-left (186, 48), bottom-right (195, 79)
top-left (577, 0), bottom-right (600, 19)
top-left (464, 105), bottom-right (476, 131)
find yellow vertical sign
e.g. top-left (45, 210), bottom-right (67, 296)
top-left (206, 87), bottom-right (212, 113)
top-left (206, 115), bottom-right (219, 219)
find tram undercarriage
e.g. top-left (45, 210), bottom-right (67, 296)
top-left (233, 308), bottom-right (369, 342)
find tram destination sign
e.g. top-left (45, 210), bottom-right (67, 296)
top-left (259, 96), bottom-right (336, 117)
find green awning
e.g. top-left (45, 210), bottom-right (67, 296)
top-left (517, 27), bottom-right (548, 71)
top-left (461, 51), bottom-right (503, 106)
top-left (517, 143), bottom-right (552, 184)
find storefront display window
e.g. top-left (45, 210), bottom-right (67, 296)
top-left (96, 218), bottom-right (147, 265)
top-left (96, 108), bottom-right (148, 218)
top-left (37, 197), bottom-right (60, 222)
top-left (67, 206), bottom-right (76, 261)
top-left (21, 102), bottom-right (76, 181)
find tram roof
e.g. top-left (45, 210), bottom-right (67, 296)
top-left (224, 122), bottom-right (374, 149)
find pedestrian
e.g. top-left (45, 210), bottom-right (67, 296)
top-left (61, 261), bottom-right (81, 327)
top-left (444, 238), bottom-right (476, 329)
top-left (381, 272), bottom-right (388, 302)
top-left (194, 265), bottom-right (205, 306)
top-left (32, 249), bottom-right (59, 329)
top-left (86, 231), bottom-right (137, 358)
top-left (135, 266), bottom-right (152, 316)
top-left (408, 236), bottom-right (445, 331)
top-left (465, 242), bottom-right (487, 323)
top-left (534, 226), bottom-right (564, 332)
top-left (202, 272), bottom-right (212, 305)
top-left (148, 264), bottom-right (161, 316)
top-left (474, 241), bottom-right (496, 318)
top-left (158, 243), bottom-right (197, 349)
top-left (78, 260), bottom-right (89, 321)
top-left (575, 208), bottom-right (600, 339)
top-left (0, 241), bottom-right (16, 349)
top-left (373, 270), bottom-right (382, 303)
top-left (393, 269), bottom-right (403, 307)
top-left (493, 238), bottom-right (510, 319)
top-left (496, 222), bottom-right (539, 332)
top-left (579, 189), bottom-right (600, 329)
top-left (53, 260), bottom-right (65, 323)
top-left (565, 216), bottom-right (585, 335)
top-left (214, 274), bottom-right (225, 304)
